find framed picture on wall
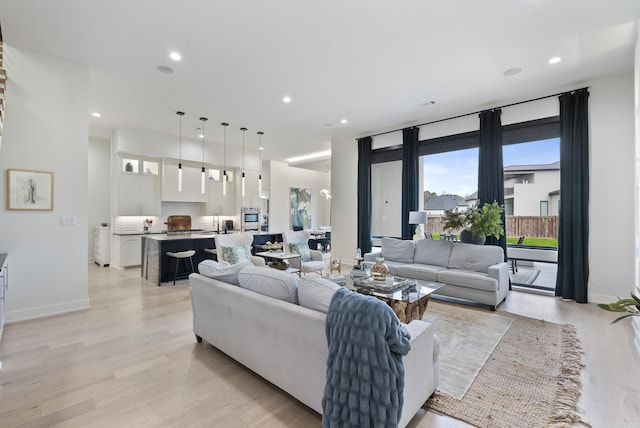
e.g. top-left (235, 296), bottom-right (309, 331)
top-left (290, 187), bottom-right (312, 229)
top-left (7, 169), bottom-right (54, 211)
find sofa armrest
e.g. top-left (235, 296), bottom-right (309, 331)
top-left (251, 255), bottom-right (267, 267)
top-left (488, 262), bottom-right (510, 299)
top-left (363, 252), bottom-right (379, 262)
top-left (400, 319), bottom-right (438, 428)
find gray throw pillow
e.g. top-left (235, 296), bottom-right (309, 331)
top-left (414, 239), bottom-right (453, 267)
top-left (197, 260), bottom-right (251, 285)
top-left (381, 237), bottom-right (415, 263)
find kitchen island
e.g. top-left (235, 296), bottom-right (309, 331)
top-left (141, 232), bottom-right (283, 285)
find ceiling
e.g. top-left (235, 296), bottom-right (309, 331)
top-left (0, 0), bottom-right (638, 172)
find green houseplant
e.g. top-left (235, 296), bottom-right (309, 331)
top-left (441, 200), bottom-right (504, 244)
top-left (597, 287), bottom-right (640, 323)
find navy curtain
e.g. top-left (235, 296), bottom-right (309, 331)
top-left (401, 127), bottom-right (420, 240)
top-left (555, 89), bottom-right (589, 303)
top-left (357, 137), bottom-right (373, 254)
top-left (477, 109), bottom-right (507, 257)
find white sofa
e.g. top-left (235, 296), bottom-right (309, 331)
top-left (189, 267), bottom-right (439, 428)
top-left (365, 237), bottom-right (510, 310)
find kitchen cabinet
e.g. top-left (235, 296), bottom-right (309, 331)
top-left (112, 235), bottom-right (143, 269)
top-left (206, 168), bottom-right (236, 215)
top-left (162, 159), bottom-right (207, 203)
top-left (116, 156), bottom-right (161, 216)
top-left (0, 254), bottom-right (8, 357)
top-left (94, 226), bottom-right (110, 267)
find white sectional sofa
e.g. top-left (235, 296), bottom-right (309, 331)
top-left (365, 237), bottom-right (510, 310)
top-left (189, 265), bottom-right (440, 428)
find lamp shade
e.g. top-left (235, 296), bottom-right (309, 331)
top-left (409, 211), bottom-right (428, 224)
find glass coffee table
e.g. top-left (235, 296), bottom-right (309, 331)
top-left (335, 275), bottom-right (444, 323)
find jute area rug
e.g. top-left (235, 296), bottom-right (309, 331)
top-left (423, 300), bottom-right (588, 428)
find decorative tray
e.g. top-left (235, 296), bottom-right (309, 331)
top-left (353, 276), bottom-right (410, 292)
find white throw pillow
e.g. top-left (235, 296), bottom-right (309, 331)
top-left (298, 277), bottom-right (342, 313)
top-left (238, 265), bottom-right (299, 303)
top-left (198, 260), bottom-right (250, 285)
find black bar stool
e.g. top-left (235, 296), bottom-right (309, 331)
top-left (166, 250), bottom-right (196, 284)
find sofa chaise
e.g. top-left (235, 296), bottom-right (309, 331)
top-left (189, 265), bottom-right (439, 427)
top-left (365, 237), bottom-right (510, 310)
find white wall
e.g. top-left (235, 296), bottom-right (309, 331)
top-left (0, 46), bottom-right (90, 321)
top-left (331, 73), bottom-right (636, 303)
top-left (267, 161), bottom-right (331, 234)
top-left (330, 139), bottom-right (358, 264)
top-left (634, 16), bottom-right (640, 354)
top-left (88, 137), bottom-right (111, 261)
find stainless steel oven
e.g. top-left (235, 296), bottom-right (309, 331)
top-left (241, 207), bottom-right (260, 231)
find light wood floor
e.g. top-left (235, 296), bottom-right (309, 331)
top-left (0, 264), bottom-right (638, 427)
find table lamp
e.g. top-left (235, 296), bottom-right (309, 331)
top-left (409, 211), bottom-right (428, 241)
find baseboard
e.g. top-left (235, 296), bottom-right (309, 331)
top-left (6, 299), bottom-right (90, 323)
top-left (588, 292), bottom-right (618, 305)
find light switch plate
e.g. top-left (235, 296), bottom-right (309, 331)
top-left (60, 216), bottom-right (77, 226)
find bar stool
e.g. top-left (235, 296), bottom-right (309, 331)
top-left (203, 248), bottom-right (217, 260)
top-left (166, 250), bottom-right (196, 285)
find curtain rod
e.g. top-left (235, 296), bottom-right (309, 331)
top-left (366, 86), bottom-right (589, 139)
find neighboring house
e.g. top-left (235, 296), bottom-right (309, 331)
top-left (503, 161), bottom-right (560, 216)
top-left (424, 194), bottom-right (465, 215)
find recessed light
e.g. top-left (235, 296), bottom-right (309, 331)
top-left (169, 52), bottom-right (182, 61)
top-left (422, 100), bottom-right (437, 106)
top-left (340, 119), bottom-right (348, 124)
top-left (259, 146), bottom-right (264, 150)
top-left (198, 134), bottom-right (204, 139)
top-left (92, 112), bottom-right (101, 118)
top-left (322, 123), bottom-right (333, 127)
top-left (282, 96), bottom-right (292, 103)
top-left (548, 57), bottom-right (562, 64)
top-left (157, 65), bottom-right (175, 74)
top-left (503, 67), bottom-right (522, 76)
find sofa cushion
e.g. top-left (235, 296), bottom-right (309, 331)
top-left (197, 260), bottom-right (250, 285)
top-left (437, 269), bottom-right (499, 292)
top-left (381, 237), bottom-right (415, 263)
top-left (221, 245), bottom-right (252, 264)
top-left (413, 239), bottom-right (453, 267)
top-left (380, 260), bottom-right (406, 276)
top-left (298, 276), bottom-right (342, 313)
top-left (238, 265), bottom-right (299, 303)
top-left (290, 242), bottom-right (312, 262)
top-left (448, 243), bottom-right (504, 273)
top-left (397, 264), bottom-right (447, 282)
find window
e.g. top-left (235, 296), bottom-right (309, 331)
top-left (540, 201), bottom-right (549, 216)
top-left (371, 160), bottom-right (402, 238)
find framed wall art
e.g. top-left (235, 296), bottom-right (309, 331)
top-left (290, 187), bottom-right (311, 230)
top-left (7, 169), bottom-right (54, 211)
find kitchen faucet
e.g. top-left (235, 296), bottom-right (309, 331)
top-left (213, 213), bottom-right (220, 233)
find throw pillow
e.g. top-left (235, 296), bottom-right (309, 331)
top-left (381, 237), bottom-right (415, 263)
top-left (298, 277), bottom-right (342, 313)
top-left (221, 245), bottom-right (252, 264)
top-left (290, 242), bottom-right (311, 262)
top-left (238, 265), bottom-right (299, 303)
top-left (197, 260), bottom-right (250, 285)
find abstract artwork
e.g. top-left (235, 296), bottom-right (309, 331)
top-left (290, 187), bottom-right (311, 230)
top-left (7, 169), bottom-right (54, 210)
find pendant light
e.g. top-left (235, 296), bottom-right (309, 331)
top-left (176, 111), bottom-right (185, 192)
top-left (200, 117), bottom-right (208, 194)
top-left (257, 131), bottom-right (264, 196)
top-left (221, 122), bottom-right (229, 196)
top-left (240, 127), bottom-right (247, 197)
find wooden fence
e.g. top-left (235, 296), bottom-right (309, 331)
top-left (424, 215), bottom-right (558, 239)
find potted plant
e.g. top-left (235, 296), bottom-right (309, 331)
top-left (441, 200), bottom-right (504, 244)
top-left (597, 287), bottom-right (640, 323)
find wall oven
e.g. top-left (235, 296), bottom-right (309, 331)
top-left (241, 207), bottom-right (260, 231)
